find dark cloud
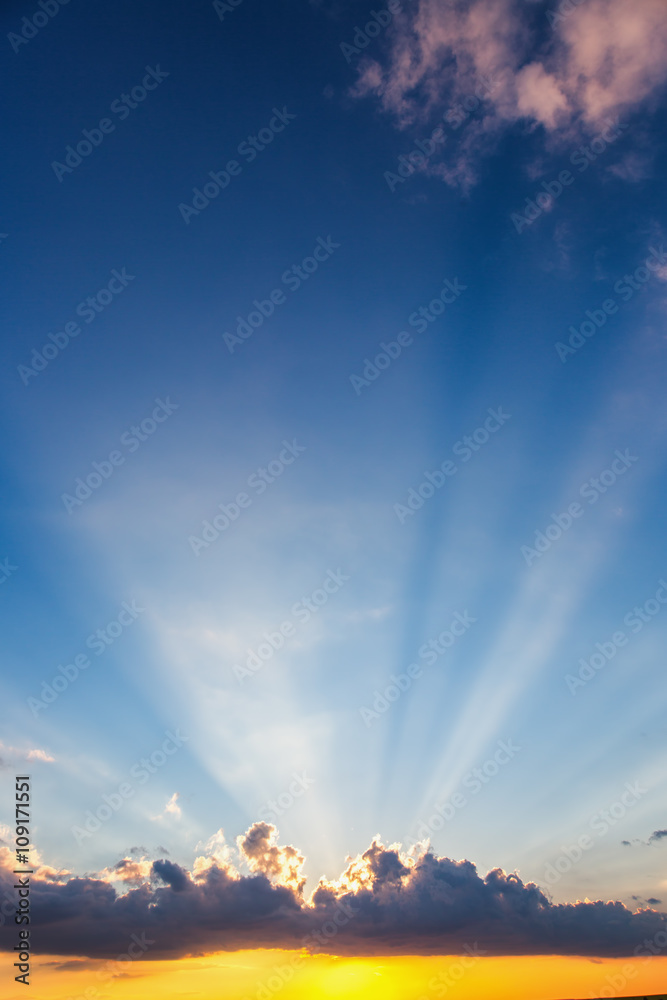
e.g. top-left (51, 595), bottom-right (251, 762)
top-left (42, 959), bottom-right (99, 971)
top-left (621, 829), bottom-right (667, 847)
top-left (632, 894), bottom-right (663, 909)
top-left (152, 859), bottom-right (192, 893)
top-left (1, 833), bottom-right (665, 960)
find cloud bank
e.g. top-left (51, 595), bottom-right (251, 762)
top-left (351, 0), bottom-right (667, 185)
top-left (1, 826), bottom-right (665, 959)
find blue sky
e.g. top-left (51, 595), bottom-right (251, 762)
top-left (1, 0), bottom-right (667, 945)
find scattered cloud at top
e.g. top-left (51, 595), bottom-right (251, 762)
top-left (350, 0), bottom-right (667, 186)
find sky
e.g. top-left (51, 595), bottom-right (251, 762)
top-left (1, 0), bottom-right (667, 998)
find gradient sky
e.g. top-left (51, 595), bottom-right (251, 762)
top-left (1, 0), bottom-right (667, 997)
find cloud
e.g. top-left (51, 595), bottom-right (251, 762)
top-left (42, 959), bottom-right (100, 971)
top-left (152, 792), bottom-right (182, 822)
top-left (97, 858), bottom-right (154, 885)
top-left (153, 858), bottom-right (192, 893)
top-left (515, 62), bottom-right (569, 129)
top-left (606, 150), bottom-right (654, 182)
top-left (351, 0), bottom-right (667, 184)
top-left (0, 742), bottom-right (55, 766)
top-left (0, 834), bottom-right (665, 960)
top-left (621, 828), bottom-right (667, 847)
top-left (237, 822), bottom-right (306, 894)
top-left (632, 894), bottom-right (663, 909)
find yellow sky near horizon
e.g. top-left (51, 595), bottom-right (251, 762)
top-left (5, 951), bottom-right (667, 1000)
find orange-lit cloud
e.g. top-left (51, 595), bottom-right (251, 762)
top-left (237, 821), bottom-right (307, 893)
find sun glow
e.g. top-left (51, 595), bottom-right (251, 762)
top-left (19, 952), bottom-right (667, 1000)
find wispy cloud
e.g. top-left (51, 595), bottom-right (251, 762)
top-left (0, 742), bottom-right (55, 766)
top-left (351, 0), bottom-right (667, 185)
